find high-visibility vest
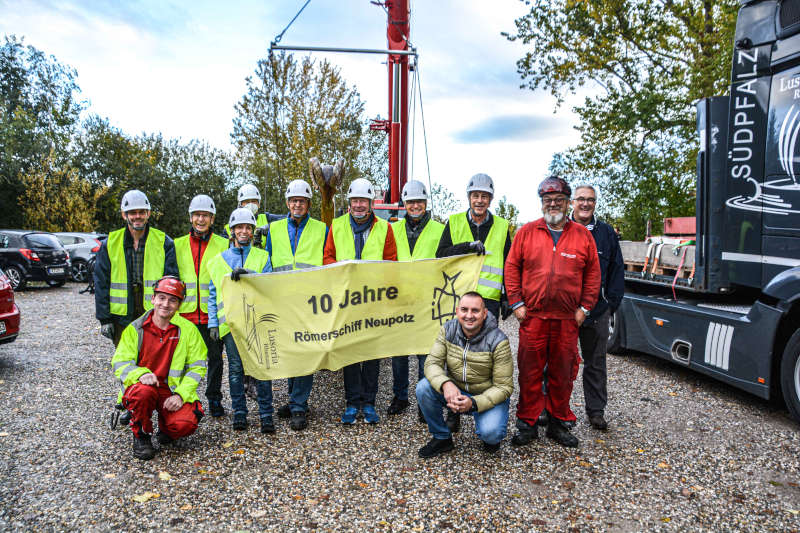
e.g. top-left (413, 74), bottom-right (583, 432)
top-left (270, 217), bottom-right (326, 271)
top-left (107, 227), bottom-right (167, 316)
top-left (448, 212), bottom-right (509, 301)
top-left (112, 310), bottom-right (208, 404)
top-left (331, 215), bottom-right (389, 261)
top-left (225, 213), bottom-right (268, 243)
top-left (392, 218), bottom-right (445, 261)
top-left (174, 233), bottom-right (229, 314)
top-left (206, 247), bottom-right (270, 338)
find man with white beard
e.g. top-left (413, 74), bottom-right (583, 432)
top-left (503, 176), bottom-right (601, 448)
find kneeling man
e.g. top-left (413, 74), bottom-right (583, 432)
top-left (416, 291), bottom-right (513, 457)
top-left (112, 276), bottom-right (207, 460)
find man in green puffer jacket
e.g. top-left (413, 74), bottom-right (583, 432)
top-left (416, 291), bottom-right (514, 457)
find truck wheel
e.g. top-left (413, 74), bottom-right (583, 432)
top-left (608, 308), bottom-right (625, 354)
top-left (780, 330), bottom-right (800, 423)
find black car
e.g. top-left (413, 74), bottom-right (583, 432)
top-left (0, 230), bottom-right (71, 290)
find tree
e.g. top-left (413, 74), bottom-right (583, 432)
top-left (504, 1), bottom-right (737, 238)
top-left (430, 182), bottom-right (461, 223)
top-left (0, 35), bottom-right (84, 228)
top-left (495, 195), bottom-right (520, 231)
top-left (231, 53), bottom-right (368, 219)
top-left (18, 152), bottom-right (102, 232)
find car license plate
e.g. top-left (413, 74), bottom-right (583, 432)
top-left (48, 268), bottom-right (64, 274)
top-left (0, 322), bottom-right (5, 335)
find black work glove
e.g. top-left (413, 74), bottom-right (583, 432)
top-left (253, 225), bottom-right (269, 248)
top-left (230, 267), bottom-right (248, 281)
top-left (500, 299), bottom-right (512, 321)
top-left (469, 240), bottom-right (486, 255)
top-left (209, 327), bottom-right (220, 342)
top-left (100, 323), bottom-right (115, 340)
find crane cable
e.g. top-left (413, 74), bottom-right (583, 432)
top-left (271, 0), bottom-right (313, 47)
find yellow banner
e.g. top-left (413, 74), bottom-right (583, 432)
top-left (221, 254), bottom-right (484, 380)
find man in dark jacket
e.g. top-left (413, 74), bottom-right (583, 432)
top-left (571, 185), bottom-right (624, 430)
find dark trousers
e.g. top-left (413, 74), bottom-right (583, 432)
top-left (578, 310), bottom-right (609, 416)
top-left (111, 285), bottom-right (145, 347)
top-left (195, 323), bottom-right (224, 404)
top-left (391, 355), bottom-right (426, 401)
top-left (485, 299), bottom-right (500, 321)
top-left (343, 360), bottom-right (380, 408)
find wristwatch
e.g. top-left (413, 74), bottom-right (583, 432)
top-left (579, 306), bottom-right (590, 317)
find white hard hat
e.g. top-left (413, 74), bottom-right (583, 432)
top-left (285, 179), bottom-right (313, 200)
top-left (121, 190), bottom-right (151, 212)
top-left (347, 178), bottom-right (375, 200)
top-left (466, 173), bottom-right (495, 196)
top-left (402, 180), bottom-right (429, 202)
top-left (188, 194), bottom-right (216, 215)
top-left (228, 207), bottom-right (257, 228)
top-left (238, 183), bottom-right (261, 203)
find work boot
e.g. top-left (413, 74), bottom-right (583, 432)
top-left (232, 414), bottom-right (248, 431)
top-left (418, 437), bottom-right (454, 458)
top-left (588, 413), bottom-right (608, 430)
top-left (277, 404), bottom-right (291, 419)
top-left (132, 433), bottom-right (156, 460)
top-left (260, 416), bottom-right (275, 434)
top-left (387, 397), bottom-right (409, 415)
top-left (154, 430), bottom-right (173, 446)
top-left (511, 419), bottom-right (539, 447)
top-left (482, 441), bottom-right (502, 454)
top-left (290, 411), bottom-right (307, 431)
top-left (546, 419), bottom-right (579, 448)
top-left (446, 410), bottom-right (461, 434)
top-left (209, 401), bottom-right (225, 418)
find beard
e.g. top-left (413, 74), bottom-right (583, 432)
top-left (544, 211), bottom-right (565, 226)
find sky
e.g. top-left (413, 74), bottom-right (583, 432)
top-left (0, 0), bottom-right (584, 221)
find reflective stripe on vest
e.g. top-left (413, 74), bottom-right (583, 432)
top-left (207, 247), bottom-right (270, 338)
top-left (269, 217), bottom-right (326, 271)
top-left (392, 218), bottom-right (445, 261)
top-left (107, 227), bottom-right (167, 316)
top-left (175, 233), bottom-right (229, 314)
top-left (448, 212), bottom-right (509, 301)
top-left (331, 215), bottom-right (389, 261)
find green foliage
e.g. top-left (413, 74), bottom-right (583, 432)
top-left (505, 0), bottom-right (738, 239)
top-left (495, 195), bottom-right (520, 231)
top-left (430, 182), bottom-right (461, 223)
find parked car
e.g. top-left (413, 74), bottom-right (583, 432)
top-left (54, 232), bottom-right (106, 282)
top-left (0, 230), bottom-right (70, 290)
top-left (0, 267), bottom-right (20, 344)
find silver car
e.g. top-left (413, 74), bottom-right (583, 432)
top-left (54, 232), bottom-right (106, 282)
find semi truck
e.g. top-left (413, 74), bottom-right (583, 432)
top-left (611, 0), bottom-right (800, 423)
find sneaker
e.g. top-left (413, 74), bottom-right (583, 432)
top-left (154, 430), bottom-right (173, 446)
top-left (387, 397), bottom-right (409, 415)
top-left (511, 419), bottom-right (539, 447)
top-left (132, 433), bottom-right (156, 460)
top-left (277, 404), bottom-right (291, 419)
top-left (209, 402), bottom-right (225, 418)
top-left (417, 406), bottom-right (426, 424)
top-left (290, 411), bottom-right (307, 431)
top-left (482, 441), bottom-right (502, 454)
top-left (232, 414), bottom-right (248, 431)
top-left (588, 413), bottom-right (608, 430)
top-left (260, 416), bottom-right (275, 434)
top-left (341, 407), bottom-right (358, 425)
top-left (446, 410), bottom-right (461, 434)
top-left (363, 404), bottom-right (380, 424)
top-left (418, 437), bottom-right (454, 458)
top-left (546, 419), bottom-right (579, 448)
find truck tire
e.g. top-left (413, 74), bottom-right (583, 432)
top-left (608, 308), bottom-right (625, 355)
top-left (780, 330), bottom-right (800, 423)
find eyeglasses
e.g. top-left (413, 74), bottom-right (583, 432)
top-left (542, 197), bottom-right (567, 206)
top-left (574, 197), bottom-right (596, 204)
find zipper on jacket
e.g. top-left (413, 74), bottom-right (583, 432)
top-left (462, 340), bottom-right (470, 392)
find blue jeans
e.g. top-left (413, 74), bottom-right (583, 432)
top-left (416, 378), bottom-right (509, 445)
top-left (223, 334), bottom-right (273, 419)
top-left (343, 359), bottom-right (380, 408)
top-left (288, 374), bottom-right (313, 413)
top-left (391, 355), bottom-right (426, 401)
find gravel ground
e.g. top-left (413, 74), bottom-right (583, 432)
top-left (0, 283), bottom-right (799, 532)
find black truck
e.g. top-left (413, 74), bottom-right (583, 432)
top-left (611, 0), bottom-right (800, 423)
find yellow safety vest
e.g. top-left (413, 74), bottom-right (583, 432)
top-left (449, 212), bottom-right (509, 301)
top-left (112, 310), bottom-right (208, 403)
top-left (225, 213), bottom-right (268, 246)
top-left (393, 217), bottom-right (445, 261)
top-left (206, 247), bottom-right (270, 338)
top-left (174, 233), bottom-right (229, 314)
top-left (270, 217), bottom-right (326, 271)
top-left (107, 227), bottom-right (167, 316)
top-left (331, 215), bottom-right (389, 261)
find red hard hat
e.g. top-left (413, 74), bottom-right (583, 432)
top-left (153, 276), bottom-right (186, 301)
top-left (537, 176), bottom-right (571, 198)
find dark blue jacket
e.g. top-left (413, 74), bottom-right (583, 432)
top-left (576, 216), bottom-right (624, 324)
